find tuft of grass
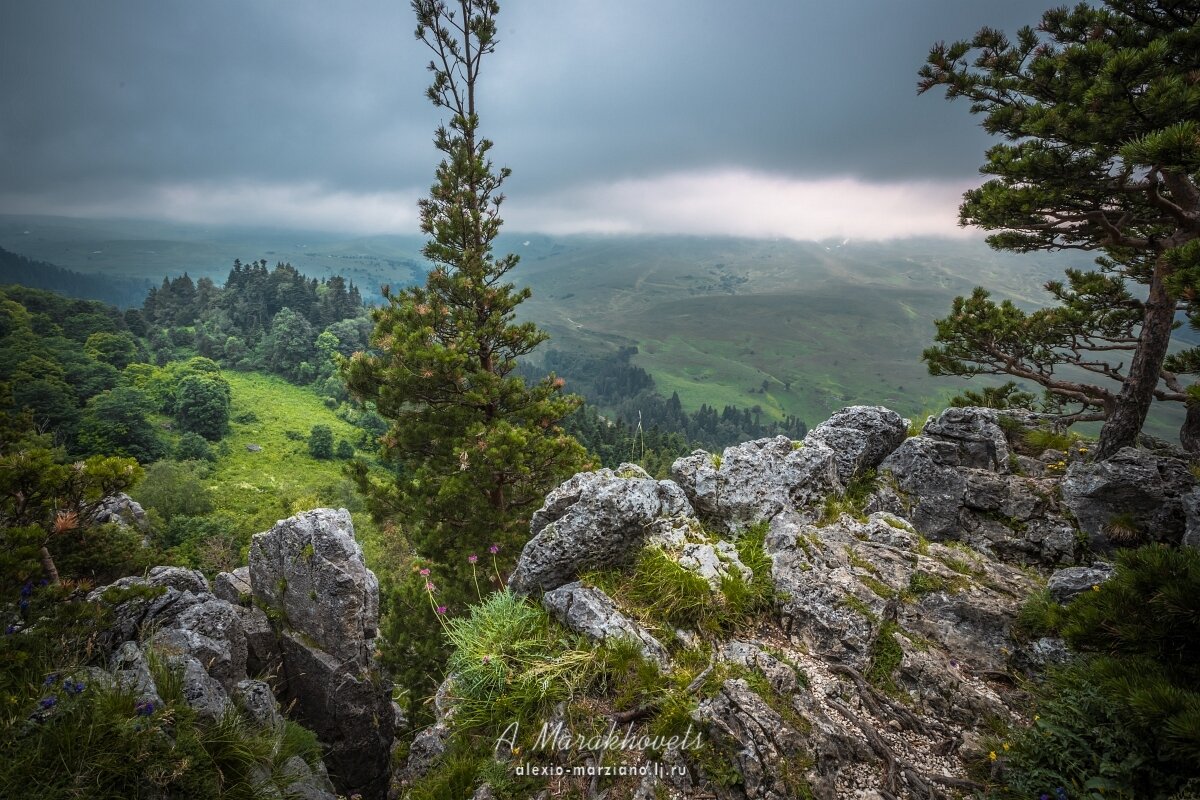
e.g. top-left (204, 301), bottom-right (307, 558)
top-left (443, 590), bottom-right (600, 733)
top-left (865, 621), bottom-right (905, 695)
top-left (1023, 426), bottom-right (1076, 455)
top-left (1102, 512), bottom-right (1144, 545)
top-left (818, 470), bottom-right (879, 526)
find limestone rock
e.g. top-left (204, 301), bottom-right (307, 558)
top-left (110, 641), bottom-right (161, 708)
top-left (542, 582), bottom-right (670, 665)
top-left (1061, 447), bottom-right (1196, 549)
top-left (692, 679), bottom-right (808, 800)
top-left (804, 405), bottom-right (909, 484)
top-left (720, 641), bottom-right (799, 696)
top-left (91, 492), bottom-right (150, 530)
top-left (921, 406), bottom-right (1010, 471)
top-left (169, 653), bottom-right (232, 721)
top-left (670, 436), bottom-right (841, 533)
top-left (677, 540), bottom-right (752, 588)
top-left (236, 678), bottom-right (282, 730)
top-left (1047, 563), bottom-right (1115, 603)
top-left (250, 508), bottom-right (379, 666)
top-left (277, 630), bottom-right (392, 799)
top-left (509, 466), bottom-right (694, 596)
top-left (214, 566), bottom-right (252, 605)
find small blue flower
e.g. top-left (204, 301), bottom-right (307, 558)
top-left (20, 582), bottom-right (33, 598)
top-left (39, 696), bottom-right (57, 710)
top-left (43, 673), bottom-right (58, 686)
top-left (1056, 789), bottom-right (1068, 800)
top-left (4, 625), bottom-right (16, 635)
top-left (64, 680), bottom-right (86, 696)
top-left (135, 700), bottom-right (156, 716)
top-left (18, 599), bottom-right (29, 612)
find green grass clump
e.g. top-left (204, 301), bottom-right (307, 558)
top-left (443, 590), bottom-right (600, 733)
top-left (818, 470), bottom-right (879, 526)
top-left (992, 545), bottom-right (1200, 800)
top-left (586, 529), bottom-right (775, 638)
top-left (1022, 426), bottom-right (1077, 455)
top-left (1014, 587), bottom-right (1068, 640)
top-left (865, 621), bottom-right (905, 695)
top-left (0, 642), bottom-right (323, 799)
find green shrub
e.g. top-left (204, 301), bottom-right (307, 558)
top-left (174, 431), bottom-right (214, 461)
top-left (1023, 426), bottom-right (1076, 455)
top-left (307, 424), bottom-right (333, 460)
top-left (995, 545), bottom-right (1200, 799)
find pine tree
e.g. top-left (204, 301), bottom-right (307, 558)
top-left (918, 0), bottom-right (1200, 458)
top-left (344, 0), bottom-right (589, 569)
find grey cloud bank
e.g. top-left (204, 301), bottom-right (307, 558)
top-left (0, 0), bottom-right (1053, 238)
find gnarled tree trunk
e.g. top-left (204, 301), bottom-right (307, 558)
top-left (1095, 258), bottom-right (1175, 460)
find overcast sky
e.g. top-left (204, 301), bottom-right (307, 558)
top-left (0, 1), bottom-right (1056, 240)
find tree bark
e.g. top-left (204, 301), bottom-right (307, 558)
top-left (1095, 257), bottom-right (1175, 460)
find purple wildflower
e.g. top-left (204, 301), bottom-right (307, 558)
top-left (468, 554), bottom-right (478, 564)
top-left (39, 696), bottom-right (57, 709)
top-left (135, 700), bottom-right (156, 716)
top-left (488, 544), bottom-right (499, 555)
top-left (425, 582), bottom-right (436, 592)
top-left (20, 582), bottom-right (33, 598)
top-left (436, 605), bottom-right (447, 615)
top-left (43, 673), bottom-right (58, 686)
top-left (4, 625), bottom-right (17, 635)
top-left (419, 568), bottom-right (430, 577)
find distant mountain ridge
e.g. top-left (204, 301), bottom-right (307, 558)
top-left (0, 246), bottom-right (150, 308)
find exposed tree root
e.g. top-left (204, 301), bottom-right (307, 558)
top-left (827, 697), bottom-right (982, 800)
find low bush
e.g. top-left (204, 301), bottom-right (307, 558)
top-left (995, 545), bottom-right (1200, 800)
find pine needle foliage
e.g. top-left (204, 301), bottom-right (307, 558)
top-left (343, 0), bottom-right (588, 569)
top-left (996, 545), bottom-right (1200, 799)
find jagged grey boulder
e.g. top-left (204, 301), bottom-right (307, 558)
top-left (236, 678), bottom-right (283, 729)
top-left (237, 603), bottom-right (281, 676)
top-left (670, 436), bottom-right (841, 533)
top-left (277, 631), bottom-right (392, 799)
top-left (1048, 563), bottom-right (1115, 603)
top-left (1061, 447), bottom-right (1196, 549)
top-left (804, 405), bottom-right (908, 484)
top-left (692, 679), bottom-right (809, 800)
top-left (1184, 488), bottom-right (1200, 549)
top-left (765, 513), bottom-right (896, 668)
top-left (250, 509), bottom-right (391, 800)
top-left (250, 508), bottom-right (379, 666)
top-left (92, 492), bottom-right (149, 530)
top-left (509, 465), bottom-right (694, 596)
top-left (170, 653), bottom-right (232, 721)
top-left (399, 676), bottom-right (456, 784)
top-left (214, 567), bottom-right (252, 605)
top-left (153, 599), bottom-right (247, 692)
top-left (922, 406), bottom-right (1010, 471)
top-left (111, 641), bottom-right (162, 708)
top-left (677, 540), bottom-right (752, 588)
top-left (543, 582), bottom-right (670, 664)
top-left (880, 410), bottom-right (1076, 565)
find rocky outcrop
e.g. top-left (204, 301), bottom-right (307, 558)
top-left (879, 407), bottom-right (1078, 565)
top-left (249, 508), bottom-right (379, 666)
top-left (670, 436), bottom-right (841, 532)
top-left (509, 464), bottom-right (694, 595)
top-left (89, 508), bottom-right (391, 800)
top-left (543, 582), bottom-right (670, 665)
top-left (249, 508), bottom-right (392, 800)
top-left (91, 492), bottom-right (150, 530)
top-left (805, 405), bottom-right (910, 485)
top-left (88, 566), bottom-right (337, 800)
top-left (1061, 446), bottom-right (1197, 550)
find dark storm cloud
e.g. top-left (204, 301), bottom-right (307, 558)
top-left (0, 0), bottom-right (1056, 232)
